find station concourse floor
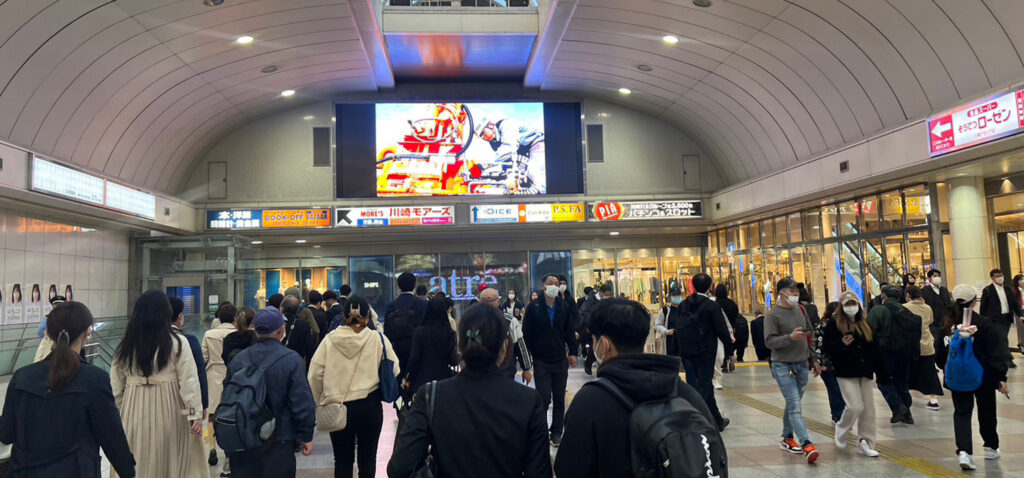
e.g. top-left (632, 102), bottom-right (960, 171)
top-left (25, 356), bottom-right (1024, 477)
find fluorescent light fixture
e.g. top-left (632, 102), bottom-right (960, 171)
top-left (294, 239), bottom-right (307, 244)
top-left (331, 117), bottom-right (336, 122)
top-left (235, 35), bottom-right (254, 45)
top-left (313, 245), bottom-right (321, 248)
top-left (618, 88), bottom-right (632, 95)
top-left (662, 35), bottom-right (679, 44)
top-left (251, 240), bottom-right (263, 245)
top-left (609, 231), bottom-right (620, 236)
top-left (303, 115), bottom-right (314, 120)
top-left (281, 89), bottom-right (295, 97)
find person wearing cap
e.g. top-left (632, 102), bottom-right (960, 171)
top-left (655, 286), bottom-right (685, 358)
top-left (764, 277), bottom-right (821, 464)
top-left (226, 306), bottom-right (316, 477)
top-left (820, 291), bottom-right (881, 458)
top-left (947, 284), bottom-right (1009, 470)
top-left (867, 285), bottom-right (918, 425)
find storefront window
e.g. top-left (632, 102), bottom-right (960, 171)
top-left (717, 230), bottom-right (727, 253)
top-left (617, 249), bottom-right (661, 309)
top-left (350, 256), bottom-right (394, 317)
top-left (788, 213), bottom-right (803, 243)
top-left (806, 244), bottom-right (828, 306)
top-left (943, 233), bottom-right (956, 286)
top-left (904, 185), bottom-right (930, 227)
top-left (574, 249), bottom-right (616, 297)
top-left (761, 219), bottom-right (774, 247)
top-left (882, 236), bottom-right (903, 285)
top-left (752, 251), bottom-right (767, 311)
top-left (842, 241), bottom-right (864, 302)
top-left (823, 243), bottom-right (844, 302)
top-left (530, 251), bottom-right (572, 294)
top-left (774, 217), bottom-right (788, 245)
top-left (708, 233), bottom-right (717, 255)
top-left (937, 183), bottom-right (950, 223)
top-left (744, 223), bottom-right (759, 249)
top-left (729, 253), bottom-right (752, 314)
top-left (790, 247), bottom-right (806, 285)
top-left (906, 231), bottom-right (933, 278)
top-left (395, 254), bottom-right (439, 293)
top-left (863, 238), bottom-right (884, 298)
top-left (660, 248), bottom-right (702, 297)
top-left (803, 209), bottom-right (821, 241)
top-left (725, 228), bottom-right (738, 252)
top-left (821, 204), bottom-right (838, 238)
top-left (860, 195), bottom-right (880, 233)
top-left (297, 257), bottom-right (350, 303)
top-left (839, 201), bottom-right (859, 236)
top-left (881, 190), bottom-right (903, 230)
top-left (737, 225), bottom-right (749, 250)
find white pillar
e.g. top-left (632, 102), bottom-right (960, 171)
top-left (948, 176), bottom-right (992, 288)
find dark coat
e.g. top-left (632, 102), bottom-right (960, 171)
top-left (980, 283), bottom-right (1023, 322)
top-left (406, 324), bottom-right (458, 392)
top-left (226, 339), bottom-right (315, 445)
top-left (173, 327), bottom-right (208, 410)
top-left (676, 294), bottom-right (731, 358)
top-left (0, 357), bottom-right (136, 478)
top-left (820, 319), bottom-right (879, 379)
top-left (284, 312), bottom-right (315, 364)
top-left (221, 330), bottom-right (258, 366)
top-left (522, 298), bottom-right (579, 363)
top-left (387, 367), bottom-right (552, 478)
top-left (384, 293), bottom-right (428, 326)
top-left (553, 354), bottom-right (717, 478)
top-left (307, 305), bottom-right (329, 343)
top-left (946, 312), bottom-right (1010, 390)
top-left (750, 316), bottom-right (770, 361)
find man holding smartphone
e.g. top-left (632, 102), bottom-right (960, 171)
top-left (764, 277), bottom-right (821, 464)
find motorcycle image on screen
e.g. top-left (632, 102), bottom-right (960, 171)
top-left (376, 103), bottom-right (544, 196)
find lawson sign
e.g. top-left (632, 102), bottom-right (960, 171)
top-left (928, 86), bottom-right (1024, 156)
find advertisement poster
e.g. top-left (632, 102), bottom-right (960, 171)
top-left (928, 86), bottom-right (1024, 156)
top-left (64, 284), bottom-right (74, 303)
top-left (25, 284), bottom-right (42, 324)
top-left (335, 206), bottom-right (455, 227)
top-left (590, 200), bottom-right (702, 221)
top-left (261, 209), bottom-right (331, 228)
top-left (6, 284), bottom-right (23, 325)
top-left (469, 203), bottom-right (585, 224)
top-left (376, 102), bottom-right (546, 197)
top-left (43, 284), bottom-right (57, 317)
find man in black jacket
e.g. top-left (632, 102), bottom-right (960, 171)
top-left (578, 284), bottom-right (613, 375)
top-left (306, 290), bottom-right (329, 344)
top-left (323, 287), bottom-right (348, 332)
top-left (281, 295), bottom-right (315, 368)
top-left (678, 273), bottom-right (732, 431)
top-left (980, 268), bottom-right (1022, 367)
top-left (554, 298), bottom-right (721, 478)
top-left (922, 269), bottom-right (953, 366)
top-left (523, 273), bottom-right (579, 447)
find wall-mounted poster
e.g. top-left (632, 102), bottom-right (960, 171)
top-left (25, 284), bottom-right (42, 324)
top-left (64, 284), bottom-right (74, 303)
top-left (7, 284), bottom-right (23, 325)
top-left (43, 284), bottom-right (57, 317)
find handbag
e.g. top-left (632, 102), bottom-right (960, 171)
top-left (378, 332), bottom-right (401, 403)
top-left (316, 340), bottom-right (364, 432)
top-left (411, 381), bottom-right (439, 478)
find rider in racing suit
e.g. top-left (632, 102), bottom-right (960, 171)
top-left (475, 117), bottom-right (544, 193)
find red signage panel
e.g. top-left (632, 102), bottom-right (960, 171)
top-left (929, 86), bottom-right (1024, 157)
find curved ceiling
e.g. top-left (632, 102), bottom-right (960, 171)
top-left (0, 0), bottom-right (375, 194)
top-left (0, 0), bottom-right (1022, 196)
top-left (541, 0), bottom-right (1024, 185)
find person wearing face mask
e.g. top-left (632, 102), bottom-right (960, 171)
top-left (557, 274), bottom-right (582, 337)
top-left (676, 274), bottom-right (732, 432)
top-left (899, 274), bottom-right (918, 304)
top-left (500, 289), bottom-right (525, 320)
top-left (979, 268), bottom-right (1022, 368)
top-left (867, 285), bottom-right (922, 425)
top-left (655, 286), bottom-right (685, 358)
top-left (820, 292), bottom-right (881, 458)
top-left (813, 301), bottom-right (847, 424)
top-left (522, 273), bottom-right (579, 447)
top-left (903, 285), bottom-right (944, 411)
top-left (579, 284), bottom-right (613, 375)
top-left (764, 277), bottom-right (821, 464)
top-left (921, 269), bottom-right (953, 367)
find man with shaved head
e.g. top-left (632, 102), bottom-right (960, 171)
top-left (480, 288), bottom-right (533, 384)
top-left (281, 294), bottom-right (315, 367)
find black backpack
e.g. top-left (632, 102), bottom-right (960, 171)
top-left (213, 346), bottom-right (292, 453)
top-left (384, 302), bottom-right (417, 347)
top-left (676, 299), bottom-right (710, 357)
top-left (882, 303), bottom-right (922, 355)
top-left (588, 378), bottom-right (728, 478)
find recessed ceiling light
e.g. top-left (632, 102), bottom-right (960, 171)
top-left (203, 0), bottom-right (224, 6)
top-left (303, 115), bottom-right (314, 120)
top-left (662, 35), bottom-right (679, 44)
top-left (610, 231), bottom-right (620, 236)
top-left (637, 64), bottom-right (653, 72)
top-left (250, 240), bottom-right (263, 245)
top-left (281, 89), bottom-right (295, 97)
top-left (618, 88), bottom-right (632, 95)
top-left (235, 35), bottom-right (254, 45)
top-left (331, 117), bottom-right (336, 122)
top-left (313, 245), bottom-right (321, 248)
top-left (261, 65), bottom-right (277, 74)
top-left (295, 239), bottom-right (307, 244)
top-left (693, 0), bottom-right (712, 7)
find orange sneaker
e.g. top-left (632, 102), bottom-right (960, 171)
top-left (803, 443), bottom-right (820, 464)
top-left (779, 438), bottom-right (801, 454)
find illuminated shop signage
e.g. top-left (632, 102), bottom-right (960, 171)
top-left (207, 210), bottom-right (262, 229)
top-left (590, 200), bottom-right (702, 221)
top-left (262, 209), bottom-right (331, 228)
top-left (928, 86), bottom-right (1024, 156)
top-left (469, 203), bottom-right (586, 224)
top-left (335, 206), bottom-right (454, 227)
top-left (31, 156), bottom-right (157, 220)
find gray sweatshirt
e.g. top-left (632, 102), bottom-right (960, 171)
top-left (764, 304), bottom-right (813, 363)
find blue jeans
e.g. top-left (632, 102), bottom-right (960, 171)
top-left (820, 371), bottom-right (847, 423)
top-left (771, 361), bottom-right (811, 444)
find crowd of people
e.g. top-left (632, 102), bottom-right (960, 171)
top-left (0, 265), bottom-right (1017, 476)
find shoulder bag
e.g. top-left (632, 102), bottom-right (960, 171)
top-left (411, 381), bottom-right (439, 478)
top-left (317, 344), bottom-right (363, 432)
top-left (378, 332), bottom-right (401, 403)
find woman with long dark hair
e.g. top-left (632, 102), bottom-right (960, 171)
top-left (405, 296), bottom-right (459, 394)
top-left (47, 285), bottom-right (57, 303)
top-left (111, 291), bottom-right (203, 478)
top-left (11, 284), bottom-right (21, 304)
top-left (30, 285), bottom-right (40, 304)
top-left (221, 307), bottom-right (257, 366)
top-left (0, 302), bottom-right (136, 477)
top-left (814, 301), bottom-right (847, 424)
top-left (64, 285), bottom-right (73, 302)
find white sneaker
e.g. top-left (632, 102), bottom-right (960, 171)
top-left (834, 423), bottom-right (848, 449)
top-left (713, 380), bottom-right (724, 390)
top-left (959, 451), bottom-right (977, 470)
top-left (858, 439), bottom-right (879, 457)
top-left (984, 447), bottom-right (1000, 460)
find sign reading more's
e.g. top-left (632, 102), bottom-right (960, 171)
top-left (590, 200), bottom-right (702, 221)
top-left (335, 206), bottom-right (455, 227)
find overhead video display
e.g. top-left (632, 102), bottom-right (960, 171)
top-left (375, 102), bottom-right (546, 197)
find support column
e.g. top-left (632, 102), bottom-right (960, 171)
top-left (948, 176), bottom-right (992, 287)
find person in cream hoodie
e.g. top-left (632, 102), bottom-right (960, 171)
top-left (308, 295), bottom-right (399, 478)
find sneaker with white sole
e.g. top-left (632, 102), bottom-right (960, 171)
top-left (713, 380), bottom-right (724, 390)
top-left (959, 451), bottom-right (977, 470)
top-left (780, 437), bottom-right (802, 454)
top-left (984, 447), bottom-right (1000, 460)
top-left (858, 439), bottom-right (879, 457)
top-left (926, 401), bottom-right (940, 411)
top-left (834, 424), bottom-right (848, 449)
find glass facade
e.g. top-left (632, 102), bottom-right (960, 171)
top-left (707, 184), bottom-right (937, 313)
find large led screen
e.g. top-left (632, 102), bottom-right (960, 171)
top-left (375, 102), bottom-right (546, 197)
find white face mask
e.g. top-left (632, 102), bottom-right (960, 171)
top-left (931, 277), bottom-right (942, 287)
top-left (558, 284), bottom-right (567, 293)
top-left (594, 336), bottom-right (608, 367)
top-left (995, 277), bottom-right (1005, 286)
top-left (842, 306), bottom-right (859, 317)
top-left (508, 293), bottom-right (515, 300)
top-left (785, 294), bottom-right (800, 306)
top-left (671, 296), bottom-right (683, 305)
top-left (708, 296), bottom-right (717, 302)
top-left (544, 285), bottom-right (560, 298)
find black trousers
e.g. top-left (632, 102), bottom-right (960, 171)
top-left (682, 354), bottom-right (725, 428)
top-left (734, 327), bottom-right (750, 362)
top-left (330, 390), bottom-right (384, 478)
top-left (230, 441), bottom-right (297, 478)
top-left (878, 349), bottom-right (913, 416)
top-left (994, 314), bottom-right (1014, 362)
top-left (534, 358), bottom-right (569, 437)
top-left (952, 387), bottom-right (999, 455)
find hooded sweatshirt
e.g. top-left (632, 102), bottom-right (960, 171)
top-left (308, 326), bottom-right (400, 405)
top-left (554, 354), bottom-right (719, 478)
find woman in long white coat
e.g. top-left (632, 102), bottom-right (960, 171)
top-left (201, 303), bottom-right (238, 466)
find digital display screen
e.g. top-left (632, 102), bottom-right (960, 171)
top-left (31, 157), bottom-right (104, 206)
top-left (106, 181), bottom-right (156, 220)
top-left (375, 102), bottom-right (546, 197)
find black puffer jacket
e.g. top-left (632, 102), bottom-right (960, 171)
top-left (820, 318), bottom-right (879, 379)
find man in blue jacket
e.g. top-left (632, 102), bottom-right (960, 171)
top-left (226, 307), bottom-right (316, 478)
